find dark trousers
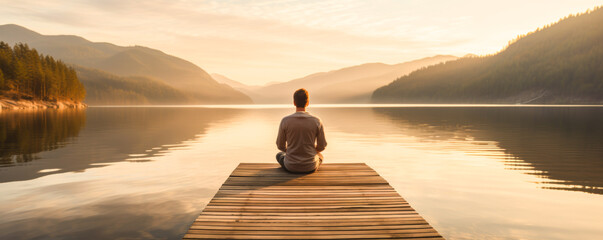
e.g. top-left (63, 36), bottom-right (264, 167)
top-left (276, 152), bottom-right (287, 171)
top-left (276, 151), bottom-right (322, 173)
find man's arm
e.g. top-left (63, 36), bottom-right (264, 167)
top-left (315, 122), bottom-right (327, 152)
top-left (276, 119), bottom-right (287, 152)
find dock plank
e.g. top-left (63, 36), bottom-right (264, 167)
top-left (184, 163), bottom-right (444, 239)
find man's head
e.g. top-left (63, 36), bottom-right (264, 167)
top-left (293, 88), bottom-right (309, 108)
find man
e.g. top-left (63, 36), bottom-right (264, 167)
top-left (276, 88), bottom-right (327, 173)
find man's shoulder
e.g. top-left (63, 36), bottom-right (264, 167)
top-left (306, 112), bottom-right (323, 124)
top-left (281, 112), bottom-right (323, 123)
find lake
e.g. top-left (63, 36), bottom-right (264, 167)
top-left (1, 105), bottom-right (602, 240)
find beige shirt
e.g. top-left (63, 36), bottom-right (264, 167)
top-left (276, 111), bottom-right (327, 172)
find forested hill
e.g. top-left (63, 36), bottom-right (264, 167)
top-left (76, 67), bottom-right (189, 105)
top-left (372, 7), bottom-right (603, 104)
top-left (0, 42), bottom-right (85, 102)
top-left (0, 24), bottom-right (251, 104)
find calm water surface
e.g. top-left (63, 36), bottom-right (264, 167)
top-left (0, 105), bottom-right (602, 240)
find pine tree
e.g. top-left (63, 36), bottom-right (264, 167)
top-left (0, 41), bottom-right (86, 101)
top-left (0, 68), bottom-right (5, 88)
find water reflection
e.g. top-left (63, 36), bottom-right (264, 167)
top-left (372, 107), bottom-right (603, 194)
top-left (0, 107), bottom-right (244, 240)
top-left (1, 106), bottom-right (602, 240)
top-left (2, 184), bottom-right (218, 239)
top-left (0, 110), bottom-right (86, 167)
top-left (0, 107), bottom-right (242, 183)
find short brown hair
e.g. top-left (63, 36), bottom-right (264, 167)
top-left (293, 88), bottom-right (309, 108)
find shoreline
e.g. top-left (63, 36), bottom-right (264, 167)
top-left (86, 103), bottom-right (603, 109)
top-left (0, 98), bottom-right (87, 111)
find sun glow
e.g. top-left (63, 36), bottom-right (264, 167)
top-left (1, 0), bottom-right (600, 85)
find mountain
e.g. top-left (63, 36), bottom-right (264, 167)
top-left (76, 67), bottom-right (190, 105)
top-left (211, 73), bottom-right (250, 89)
top-left (372, 7), bottom-right (603, 104)
top-left (248, 55), bottom-right (457, 103)
top-left (0, 24), bottom-right (252, 104)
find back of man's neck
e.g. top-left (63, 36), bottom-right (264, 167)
top-left (296, 107), bottom-right (306, 112)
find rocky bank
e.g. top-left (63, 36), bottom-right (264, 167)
top-left (0, 98), bottom-right (87, 111)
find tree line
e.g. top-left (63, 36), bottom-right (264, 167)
top-left (76, 66), bottom-right (191, 105)
top-left (372, 6), bottom-right (603, 104)
top-left (0, 42), bottom-right (85, 101)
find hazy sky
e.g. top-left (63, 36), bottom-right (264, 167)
top-left (1, 0), bottom-right (600, 85)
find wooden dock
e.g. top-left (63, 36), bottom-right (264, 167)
top-left (184, 163), bottom-right (444, 239)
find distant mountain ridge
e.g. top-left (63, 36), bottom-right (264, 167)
top-left (372, 7), bottom-right (603, 104)
top-left (0, 24), bottom-right (251, 104)
top-left (245, 55), bottom-right (457, 103)
top-left (211, 73), bottom-right (261, 90)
